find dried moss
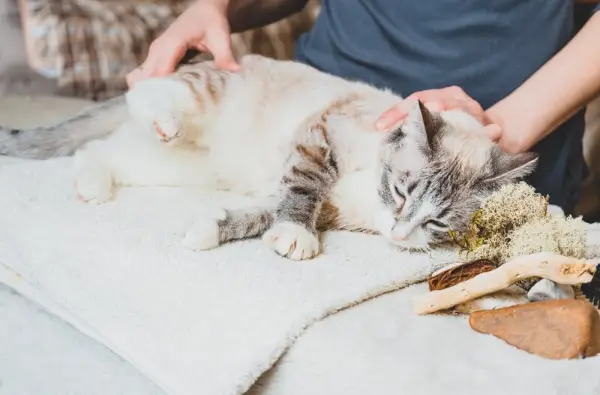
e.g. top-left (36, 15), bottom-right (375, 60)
top-left (506, 215), bottom-right (586, 260)
top-left (477, 182), bottom-right (548, 235)
top-left (449, 182), bottom-right (587, 266)
top-left (555, 216), bottom-right (588, 258)
top-left (507, 218), bottom-right (561, 259)
top-left (461, 234), bottom-right (506, 264)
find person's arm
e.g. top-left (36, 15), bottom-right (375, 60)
top-left (486, 10), bottom-right (600, 153)
top-left (228, 0), bottom-right (309, 33)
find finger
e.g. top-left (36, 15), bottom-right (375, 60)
top-left (423, 100), bottom-right (444, 112)
top-left (127, 39), bottom-right (187, 89)
top-left (429, 97), bottom-right (485, 120)
top-left (446, 85), bottom-right (469, 100)
top-left (482, 124), bottom-right (502, 141)
top-left (375, 103), bottom-right (411, 131)
top-left (205, 30), bottom-right (241, 72)
top-left (419, 97), bottom-right (463, 112)
top-left (126, 68), bottom-right (143, 89)
top-left (464, 99), bottom-right (485, 118)
top-left (406, 89), bottom-right (447, 104)
top-left (141, 39), bottom-right (188, 79)
top-left (375, 109), bottom-right (406, 131)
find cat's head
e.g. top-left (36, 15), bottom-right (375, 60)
top-left (375, 100), bottom-right (538, 250)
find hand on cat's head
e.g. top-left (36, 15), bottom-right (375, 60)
top-left (374, 95), bottom-right (537, 250)
top-left (127, 0), bottom-right (241, 89)
top-left (375, 87), bottom-right (502, 142)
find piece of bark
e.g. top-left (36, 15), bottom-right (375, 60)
top-left (427, 259), bottom-right (497, 291)
top-left (469, 299), bottom-right (600, 360)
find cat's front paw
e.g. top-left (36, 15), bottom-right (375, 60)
top-left (153, 118), bottom-right (182, 143)
top-left (74, 168), bottom-right (114, 205)
top-left (182, 210), bottom-right (226, 251)
top-left (263, 221), bottom-right (320, 261)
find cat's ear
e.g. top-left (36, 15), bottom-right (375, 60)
top-left (484, 148), bottom-right (538, 185)
top-left (405, 99), bottom-right (444, 151)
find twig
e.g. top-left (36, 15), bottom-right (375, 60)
top-left (413, 252), bottom-right (596, 315)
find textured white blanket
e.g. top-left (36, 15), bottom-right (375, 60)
top-left (0, 158), bottom-right (442, 395)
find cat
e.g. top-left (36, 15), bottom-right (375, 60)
top-left (0, 54), bottom-right (538, 260)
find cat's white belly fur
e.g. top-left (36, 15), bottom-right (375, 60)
top-left (71, 55), bottom-right (406, 260)
top-left (74, 110), bottom-right (386, 244)
top-left (8, 53), bottom-right (545, 267)
top-left (76, 105), bottom-right (385, 211)
top-left (66, 53), bottom-right (544, 268)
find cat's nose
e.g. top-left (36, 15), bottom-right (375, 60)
top-left (392, 234), bottom-right (406, 242)
top-left (391, 229), bottom-right (408, 242)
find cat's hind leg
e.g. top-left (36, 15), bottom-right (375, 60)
top-left (262, 122), bottom-right (339, 261)
top-left (183, 207), bottom-right (274, 251)
top-left (73, 121), bottom-right (214, 204)
top-left (73, 140), bottom-right (115, 204)
top-left (126, 69), bottom-right (228, 144)
top-left (126, 78), bottom-right (200, 144)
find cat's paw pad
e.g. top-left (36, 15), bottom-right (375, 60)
top-left (153, 118), bottom-right (182, 143)
top-left (126, 79), bottom-right (190, 143)
top-left (263, 221), bottom-right (320, 261)
top-left (74, 173), bottom-right (113, 205)
top-left (182, 210), bottom-right (226, 251)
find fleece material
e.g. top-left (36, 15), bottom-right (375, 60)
top-left (0, 158), bottom-right (440, 395)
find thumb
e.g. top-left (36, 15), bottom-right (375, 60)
top-left (482, 123), bottom-right (502, 142)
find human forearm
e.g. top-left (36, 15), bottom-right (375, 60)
top-left (487, 12), bottom-right (600, 153)
top-left (225, 0), bottom-right (309, 33)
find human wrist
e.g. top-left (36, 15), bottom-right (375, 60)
top-left (488, 13), bottom-right (600, 153)
top-left (486, 95), bottom-right (542, 153)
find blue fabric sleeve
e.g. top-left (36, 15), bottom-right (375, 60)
top-left (595, 3), bottom-right (600, 12)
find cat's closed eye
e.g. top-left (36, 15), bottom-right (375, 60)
top-left (392, 184), bottom-right (406, 207)
top-left (424, 219), bottom-right (448, 229)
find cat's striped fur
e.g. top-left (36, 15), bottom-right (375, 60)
top-left (0, 55), bottom-right (538, 260)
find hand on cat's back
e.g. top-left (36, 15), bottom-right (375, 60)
top-left (375, 87), bottom-right (502, 142)
top-left (126, 0), bottom-right (240, 88)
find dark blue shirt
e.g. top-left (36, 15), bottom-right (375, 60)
top-left (294, 1), bottom-right (600, 213)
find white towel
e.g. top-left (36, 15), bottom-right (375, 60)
top-left (250, 283), bottom-right (600, 395)
top-left (0, 158), bottom-right (440, 395)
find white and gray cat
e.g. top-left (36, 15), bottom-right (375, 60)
top-left (0, 54), bottom-right (539, 261)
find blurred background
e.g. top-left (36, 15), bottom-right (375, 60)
top-left (0, 0), bottom-right (321, 100)
top-left (0, 0), bottom-right (599, 220)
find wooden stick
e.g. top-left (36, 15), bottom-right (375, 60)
top-left (413, 252), bottom-right (597, 315)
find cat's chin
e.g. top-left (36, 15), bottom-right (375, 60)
top-left (372, 208), bottom-right (396, 238)
top-left (388, 239), bottom-right (429, 253)
top-left (372, 209), bottom-right (429, 252)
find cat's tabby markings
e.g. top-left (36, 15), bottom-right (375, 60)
top-left (0, 55), bottom-right (538, 260)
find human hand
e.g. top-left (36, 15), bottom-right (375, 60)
top-left (374, 86), bottom-right (502, 141)
top-left (127, 0), bottom-right (240, 88)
